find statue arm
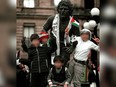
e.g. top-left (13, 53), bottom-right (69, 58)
top-left (43, 15), bottom-right (55, 32)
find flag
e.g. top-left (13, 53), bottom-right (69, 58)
top-left (65, 17), bottom-right (79, 44)
top-left (71, 17), bottom-right (79, 27)
top-left (65, 17), bottom-right (79, 34)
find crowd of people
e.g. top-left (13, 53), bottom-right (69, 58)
top-left (16, 30), bottom-right (99, 87)
top-left (16, 0), bottom-right (100, 87)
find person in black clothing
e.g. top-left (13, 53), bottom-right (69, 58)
top-left (39, 31), bottom-right (52, 68)
top-left (16, 50), bottom-right (30, 87)
top-left (17, 63), bottom-right (30, 87)
top-left (47, 56), bottom-right (71, 87)
top-left (21, 34), bottom-right (57, 87)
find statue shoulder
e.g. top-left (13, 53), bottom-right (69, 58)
top-left (47, 15), bottom-right (55, 22)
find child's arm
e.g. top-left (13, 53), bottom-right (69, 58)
top-left (62, 67), bottom-right (71, 86)
top-left (47, 68), bottom-right (53, 86)
top-left (21, 37), bottom-right (28, 52)
top-left (90, 35), bottom-right (100, 51)
top-left (91, 42), bottom-right (99, 51)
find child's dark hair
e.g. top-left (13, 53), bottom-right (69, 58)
top-left (30, 34), bottom-right (39, 41)
top-left (53, 55), bottom-right (64, 63)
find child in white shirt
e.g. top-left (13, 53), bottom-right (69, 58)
top-left (68, 29), bottom-right (100, 87)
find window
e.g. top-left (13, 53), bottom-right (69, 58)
top-left (23, 0), bottom-right (35, 8)
top-left (24, 26), bottom-right (35, 46)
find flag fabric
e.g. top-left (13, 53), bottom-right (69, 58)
top-left (65, 16), bottom-right (79, 34)
top-left (71, 17), bottom-right (79, 27)
top-left (65, 17), bottom-right (79, 44)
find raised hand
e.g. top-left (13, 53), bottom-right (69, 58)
top-left (21, 37), bottom-right (26, 44)
top-left (92, 35), bottom-right (100, 44)
top-left (65, 27), bottom-right (69, 35)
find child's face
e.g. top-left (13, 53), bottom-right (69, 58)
top-left (31, 39), bottom-right (40, 47)
top-left (81, 33), bottom-right (89, 41)
top-left (41, 38), bottom-right (48, 44)
top-left (54, 61), bottom-right (63, 69)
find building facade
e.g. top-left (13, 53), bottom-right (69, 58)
top-left (16, 0), bottom-right (100, 50)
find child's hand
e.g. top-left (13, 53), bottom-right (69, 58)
top-left (92, 35), bottom-right (100, 44)
top-left (49, 82), bottom-right (53, 87)
top-left (65, 27), bottom-right (69, 35)
top-left (64, 84), bottom-right (68, 87)
top-left (21, 37), bottom-right (26, 44)
top-left (49, 84), bottom-right (53, 87)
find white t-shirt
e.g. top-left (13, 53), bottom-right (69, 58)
top-left (74, 37), bottom-right (99, 61)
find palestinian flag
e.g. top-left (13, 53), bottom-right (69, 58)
top-left (71, 17), bottom-right (79, 27)
top-left (65, 17), bottom-right (79, 33)
top-left (65, 17), bottom-right (79, 44)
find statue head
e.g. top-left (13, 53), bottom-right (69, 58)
top-left (57, 0), bottom-right (73, 18)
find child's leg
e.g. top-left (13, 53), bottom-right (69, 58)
top-left (31, 73), bottom-right (39, 87)
top-left (68, 59), bottom-right (75, 80)
top-left (39, 72), bottom-right (48, 87)
top-left (72, 62), bottom-right (86, 87)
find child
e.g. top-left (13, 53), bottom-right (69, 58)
top-left (39, 31), bottom-right (49, 46)
top-left (39, 31), bottom-right (56, 68)
top-left (21, 34), bottom-right (57, 87)
top-left (68, 29), bottom-right (100, 87)
top-left (47, 56), bottom-right (71, 87)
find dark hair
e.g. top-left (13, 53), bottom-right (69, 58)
top-left (53, 55), bottom-right (64, 63)
top-left (30, 34), bottom-right (39, 41)
top-left (57, 0), bottom-right (73, 16)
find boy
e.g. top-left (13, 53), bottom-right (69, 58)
top-left (39, 31), bottom-right (56, 68)
top-left (47, 56), bottom-right (71, 87)
top-left (21, 34), bottom-right (57, 87)
top-left (68, 29), bottom-right (100, 87)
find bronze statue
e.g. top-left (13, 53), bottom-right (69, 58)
top-left (43, 0), bottom-right (80, 64)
